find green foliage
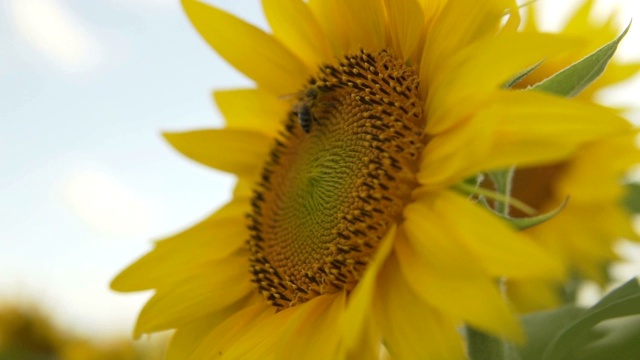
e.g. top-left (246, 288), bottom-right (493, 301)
top-left (518, 278), bottom-right (640, 360)
top-left (528, 24), bottom-right (631, 97)
top-left (466, 326), bottom-right (522, 360)
top-left (519, 305), bottom-right (586, 360)
top-left (622, 183), bottom-right (640, 214)
top-left (468, 279), bottom-right (640, 360)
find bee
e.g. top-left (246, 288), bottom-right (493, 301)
top-left (281, 86), bottom-right (325, 133)
top-left (294, 87), bottom-right (320, 133)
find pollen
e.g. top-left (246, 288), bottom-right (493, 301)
top-left (247, 50), bottom-right (426, 309)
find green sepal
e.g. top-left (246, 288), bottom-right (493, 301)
top-left (528, 23), bottom-right (631, 97)
top-left (506, 197), bottom-right (568, 230)
top-left (487, 168), bottom-right (515, 215)
top-left (517, 278), bottom-right (640, 360)
top-left (461, 167), bottom-right (566, 229)
top-left (503, 62), bottom-right (542, 88)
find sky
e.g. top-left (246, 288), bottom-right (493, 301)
top-left (1, 0), bottom-right (640, 338)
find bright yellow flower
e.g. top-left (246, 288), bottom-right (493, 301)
top-left (112, 0), bottom-right (633, 358)
top-left (505, 0), bottom-right (640, 312)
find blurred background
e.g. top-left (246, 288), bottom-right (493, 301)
top-left (1, 0), bottom-right (640, 358)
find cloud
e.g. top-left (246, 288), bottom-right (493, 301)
top-left (9, 0), bottom-right (102, 73)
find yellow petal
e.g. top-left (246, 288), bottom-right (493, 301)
top-left (307, 0), bottom-right (351, 57)
top-left (234, 177), bottom-right (257, 199)
top-left (418, 112), bottom-right (494, 190)
top-left (599, 61), bottom-right (640, 86)
top-left (341, 225), bottom-right (396, 351)
top-left (274, 293), bottom-right (345, 360)
top-left (384, 0), bottom-right (424, 61)
top-left (542, 205), bottom-right (628, 265)
top-left (501, 1), bottom-right (520, 32)
top-left (420, 91), bottom-right (634, 188)
top-left (189, 301), bottom-right (275, 360)
top-left (557, 134), bottom-right (640, 201)
top-left (563, 0), bottom-right (600, 35)
top-left (166, 313), bottom-right (224, 360)
top-left (506, 279), bottom-right (562, 313)
top-left (309, 0), bottom-right (390, 55)
top-left (342, 317), bottom-right (380, 360)
top-left (181, 0), bottom-right (308, 95)
top-left (420, 190), bottom-right (564, 279)
top-left (214, 88), bottom-right (289, 137)
top-left (521, 2), bottom-right (539, 33)
top-left (163, 129), bottom-right (272, 176)
top-left (134, 254), bottom-right (252, 336)
top-left (467, 91), bottom-right (632, 173)
top-left (167, 323), bottom-right (212, 360)
top-left (583, 61), bottom-right (640, 100)
top-left (376, 253), bottom-right (465, 360)
top-left (420, 0), bottom-right (516, 95)
top-left (415, 0), bottom-right (445, 24)
top-left (111, 198), bottom-right (250, 292)
top-left (399, 197), bottom-right (523, 342)
top-left (425, 32), bottom-right (581, 135)
top-left (194, 299), bottom-right (338, 359)
top-left (343, 0), bottom-right (389, 52)
top-left (262, 0), bottom-right (333, 70)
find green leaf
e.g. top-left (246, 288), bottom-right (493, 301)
top-left (544, 278), bottom-right (640, 360)
top-left (519, 305), bottom-right (586, 360)
top-left (622, 183), bottom-right (640, 213)
top-left (518, 278), bottom-right (640, 360)
top-left (529, 23), bottom-right (631, 97)
top-left (574, 315), bottom-right (640, 360)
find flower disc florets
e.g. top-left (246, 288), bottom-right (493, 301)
top-left (248, 50), bottom-right (426, 309)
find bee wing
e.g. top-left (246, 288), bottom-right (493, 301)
top-left (277, 92), bottom-right (301, 101)
top-left (279, 92), bottom-right (306, 114)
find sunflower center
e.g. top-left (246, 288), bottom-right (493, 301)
top-left (248, 50), bottom-right (425, 309)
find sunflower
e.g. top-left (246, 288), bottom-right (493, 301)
top-left (112, 0), bottom-right (633, 358)
top-left (504, 0), bottom-right (640, 312)
top-left (506, 135), bottom-right (640, 312)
